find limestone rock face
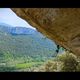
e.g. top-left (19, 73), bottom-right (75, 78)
top-left (11, 8), bottom-right (80, 56)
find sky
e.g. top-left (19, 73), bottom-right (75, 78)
top-left (0, 8), bottom-right (36, 30)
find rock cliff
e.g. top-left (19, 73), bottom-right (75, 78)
top-left (11, 8), bottom-right (80, 56)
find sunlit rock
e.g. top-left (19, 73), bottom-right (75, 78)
top-left (12, 8), bottom-right (80, 56)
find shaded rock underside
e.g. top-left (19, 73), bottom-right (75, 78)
top-left (11, 8), bottom-right (80, 56)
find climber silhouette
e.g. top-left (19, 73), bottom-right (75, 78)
top-left (56, 45), bottom-right (60, 53)
top-left (51, 45), bottom-right (60, 57)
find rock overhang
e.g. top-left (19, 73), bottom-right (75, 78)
top-left (11, 8), bottom-right (80, 56)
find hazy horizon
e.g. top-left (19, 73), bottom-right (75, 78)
top-left (0, 8), bottom-right (36, 30)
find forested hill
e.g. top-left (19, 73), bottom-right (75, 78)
top-left (0, 22), bottom-right (63, 60)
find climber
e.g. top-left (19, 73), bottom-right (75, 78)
top-left (56, 45), bottom-right (60, 53)
top-left (52, 44), bottom-right (60, 57)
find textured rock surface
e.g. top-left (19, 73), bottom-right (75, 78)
top-left (11, 8), bottom-right (80, 56)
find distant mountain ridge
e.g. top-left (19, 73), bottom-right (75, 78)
top-left (9, 26), bottom-right (36, 35)
top-left (0, 22), bottom-right (36, 35)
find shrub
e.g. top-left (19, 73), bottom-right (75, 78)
top-left (45, 60), bottom-right (57, 72)
top-left (56, 52), bottom-right (78, 72)
top-left (36, 51), bottom-right (79, 72)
